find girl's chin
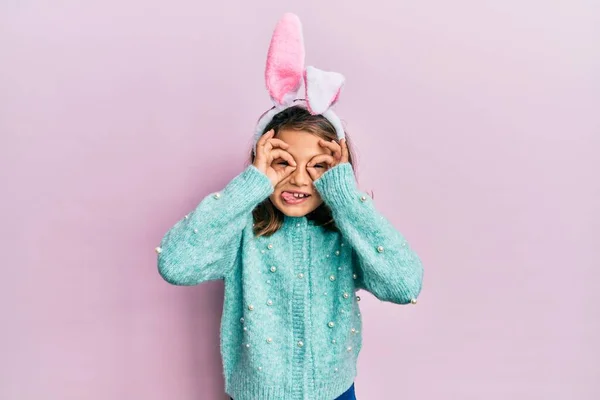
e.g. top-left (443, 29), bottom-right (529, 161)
top-left (279, 202), bottom-right (310, 212)
top-left (274, 201), bottom-right (316, 216)
top-left (282, 211), bottom-right (309, 217)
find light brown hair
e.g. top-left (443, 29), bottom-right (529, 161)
top-left (248, 105), bottom-right (357, 237)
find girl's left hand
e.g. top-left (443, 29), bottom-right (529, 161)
top-left (306, 138), bottom-right (349, 181)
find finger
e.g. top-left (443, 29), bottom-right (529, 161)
top-left (269, 149), bottom-right (297, 167)
top-left (318, 139), bottom-right (342, 161)
top-left (274, 164), bottom-right (297, 186)
top-left (329, 140), bottom-right (342, 161)
top-left (280, 165), bottom-right (297, 179)
top-left (306, 167), bottom-right (319, 181)
top-left (265, 138), bottom-right (290, 149)
top-left (256, 129), bottom-right (274, 148)
top-left (307, 154), bottom-right (336, 168)
top-left (306, 154), bottom-right (336, 180)
top-left (263, 134), bottom-right (288, 154)
top-left (340, 138), bottom-right (349, 163)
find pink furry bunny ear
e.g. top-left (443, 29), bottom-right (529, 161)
top-left (304, 66), bottom-right (345, 115)
top-left (265, 13), bottom-right (305, 106)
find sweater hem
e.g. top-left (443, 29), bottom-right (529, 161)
top-left (225, 368), bottom-right (356, 400)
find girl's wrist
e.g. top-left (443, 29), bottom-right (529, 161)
top-left (313, 162), bottom-right (357, 207)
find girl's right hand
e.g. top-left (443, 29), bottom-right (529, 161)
top-left (253, 129), bottom-right (297, 187)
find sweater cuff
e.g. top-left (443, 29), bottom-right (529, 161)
top-left (313, 162), bottom-right (359, 209)
top-left (222, 164), bottom-right (274, 208)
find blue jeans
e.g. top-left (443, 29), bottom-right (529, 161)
top-left (336, 382), bottom-right (356, 399)
top-left (230, 383), bottom-right (356, 400)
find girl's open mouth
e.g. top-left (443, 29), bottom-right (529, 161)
top-left (281, 191), bottom-right (311, 205)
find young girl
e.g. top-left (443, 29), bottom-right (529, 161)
top-left (156, 13), bottom-right (423, 400)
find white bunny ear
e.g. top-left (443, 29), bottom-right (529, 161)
top-left (265, 13), bottom-right (305, 106)
top-left (304, 66), bottom-right (345, 114)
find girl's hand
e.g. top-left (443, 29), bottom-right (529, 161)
top-left (254, 129), bottom-right (297, 187)
top-left (306, 138), bottom-right (349, 181)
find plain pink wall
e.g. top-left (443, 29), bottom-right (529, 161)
top-left (1, 1), bottom-right (598, 399)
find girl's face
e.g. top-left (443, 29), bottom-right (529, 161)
top-left (269, 129), bottom-right (333, 217)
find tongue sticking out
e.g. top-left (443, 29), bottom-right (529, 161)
top-left (282, 192), bottom-right (309, 202)
top-left (282, 192), bottom-right (297, 201)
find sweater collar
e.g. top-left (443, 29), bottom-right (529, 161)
top-left (283, 214), bottom-right (316, 227)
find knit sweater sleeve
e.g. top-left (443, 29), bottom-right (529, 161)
top-left (313, 162), bottom-right (423, 304)
top-left (157, 164), bottom-right (273, 285)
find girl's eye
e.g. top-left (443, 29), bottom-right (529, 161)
top-left (313, 164), bottom-right (326, 169)
top-left (277, 161), bottom-right (289, 166)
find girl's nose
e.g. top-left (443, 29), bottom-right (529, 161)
top-left (290, 165), bottom-right (311, 186)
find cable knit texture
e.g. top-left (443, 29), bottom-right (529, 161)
top-left (157, 162), bottom-right (423, 400)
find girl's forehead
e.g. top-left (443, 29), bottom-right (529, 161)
top-left (276, 129), bottom-right (332, 158)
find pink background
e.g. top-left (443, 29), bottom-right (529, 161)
top-left (1, 1), bottom-right (598, 399)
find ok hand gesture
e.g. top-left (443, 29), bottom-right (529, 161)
top-left (253, 130), bottom-right (297, 187)
top-left (306, 138), bottom-right (349, 181)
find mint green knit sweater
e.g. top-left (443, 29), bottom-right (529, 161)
top-left (156, 162), bottom-right (423, 400)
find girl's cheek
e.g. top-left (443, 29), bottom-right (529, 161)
top-left (313, 169), bottom-right (326, 178)
top-left (307, 166), bottom-right (325, 177)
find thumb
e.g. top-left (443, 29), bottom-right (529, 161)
top-left (278, 165), bottom-right (296, 180)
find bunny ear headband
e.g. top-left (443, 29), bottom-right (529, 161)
top-left (252, 13), bottom-right (346, 155)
